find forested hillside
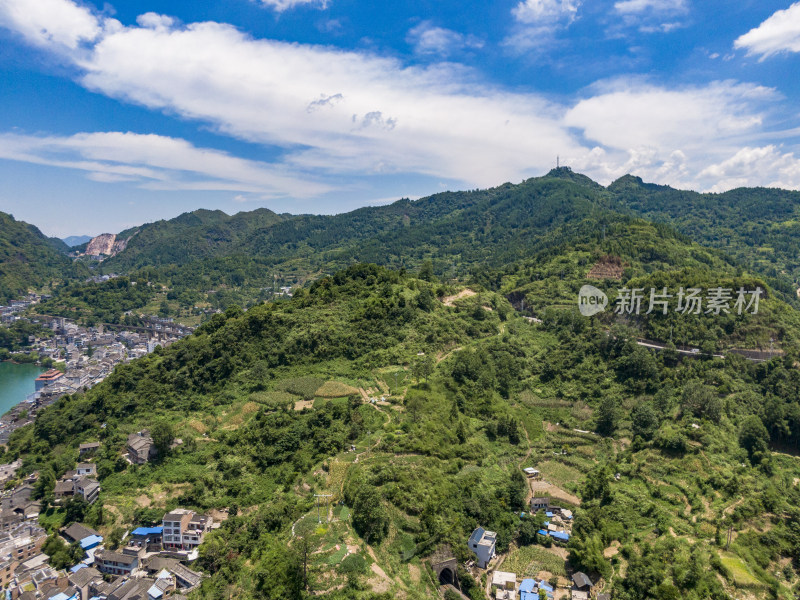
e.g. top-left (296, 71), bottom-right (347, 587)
top-left (605, 174), bottom-right (800, 300)
top-left (31, 170), bottom-right (799, 325)
top-left (5, 253), bottom-right (800, 599)
top-left (0, 211), bottom-right (87, 303)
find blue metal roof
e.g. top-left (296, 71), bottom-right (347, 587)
top-left (537, 529), bottom-right (549, 536)
top-left (70, 564), bottom-right (87, 573)
top-left (550, 531), bottom-right (570, 541)
top-left (519, 579), bottom-right (535, 593)
top-left (132, 526), bottom-right (163, 536)
top-left (80, 534), bottom-right (103, 549)
top-left (539, 581), bottom-right (554, 592)
top-left (545, 511), bottom-right (554, 517)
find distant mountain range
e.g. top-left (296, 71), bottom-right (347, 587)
top-left (4, 168), bottom-right (800, 310)
top-left (61, 235), bottom-right (93, 247)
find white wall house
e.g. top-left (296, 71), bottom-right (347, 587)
top-left (468, 527), bottom-right (496, 568)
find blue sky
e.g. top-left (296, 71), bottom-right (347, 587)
top-left (0, 0), bottom-right (799, 237)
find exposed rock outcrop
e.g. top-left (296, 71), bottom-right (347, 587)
top-left (85, 233), bottom-right (117, 256)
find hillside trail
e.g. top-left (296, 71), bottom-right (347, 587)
top-left (441, 289), bottom-right (477, 307)
top-left (517, 424), bottom-right (534, 504)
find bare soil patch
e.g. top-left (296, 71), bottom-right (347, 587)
top-left (441, 289), bottom-right (477, 307)
top-left (587, 255), bottom-right (625, 280)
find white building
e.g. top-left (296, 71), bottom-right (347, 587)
top-left (468, 527), bottom-right (496, 568)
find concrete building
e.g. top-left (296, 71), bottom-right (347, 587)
top-left (34, 370), bottom-right (64, 392)
top-left (161, 509), bottom-right (213, 552)
top-left (127, 432), bottom-right (157, 465)
top-left (94, 549), bottom-right (138, 576)
top-left (467, 527), bottom-right (496, 568)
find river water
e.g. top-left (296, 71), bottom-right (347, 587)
top-left (0, 361), bottom-right (44, 415)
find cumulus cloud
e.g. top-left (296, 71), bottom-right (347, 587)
top-left (0, 0), bottom-right (797, 198)
top-left (611, 0), bottom-right (688, 34)
top-left (503, 0), bottom-right (581, 52)
top-left (564, 80), bottom-right (772, 151)
top-left (0, 0), bottom-right (102, 49)
top-left (735, 2), bottom-right (800, 59)
top-left (0, 131), bottom-right (331, 197)
top-left (406, 21), bottom-right (483, 57)
top-left (562, 80), bottom-right (787, 189)
top-left (699, 146), bottom-right (800, 192)
top-left (512, 0), bottom-right (580, 24)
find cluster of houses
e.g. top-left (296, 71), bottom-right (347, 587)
top-left (468, 493), bottom-right (596, 600)
top-left (0, 311), bottom-right (191, 444)
top-left (468, 498), bottom-right (574, 572)
top-left (529, 497), bottom-right (573, 543)
top-left (53, 465), bottom-right (100, 506)
top-left (0, 432), bottom-right (216, 600)
top-left (490, 571), bottom-right (608, 600)
top-left (0, 504), bottom-right (213, 600)
top-left (0, 295), bottom-right (41, 321)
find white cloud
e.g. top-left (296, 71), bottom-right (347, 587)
top-left (511, 0), bottom-right (580, 24)
top-left (565, 80), bottom-right (771, 151)
top-left (734, 2), bottom-right (800, 59)
top-left (611, 0), bottom-right (688, 34)
top-left (699, 146), bottom-right (800, 192)
top-left (504, 0), bottom-right (581, 52)
top-left (562, 80), bottom-right (787, 189)
top-left (57, 13), bottom-right (583, 186)
top-left (0, 0), bottom-right (798, 198)
top-left (256, 0), bottom-right (329, 13)
top-left (0, 131), bottom-right (331, 197)
top-left (406, 22), bottom-right (483, 57)
top-left (0, 0), bottom-right (102, 49)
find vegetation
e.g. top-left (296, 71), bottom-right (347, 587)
top-left (5, 171), bottom-right (800, 599)
top-left (0, 211), bottom-right (86, 303)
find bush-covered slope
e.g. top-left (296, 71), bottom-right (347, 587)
top-left (607, 174), bottom-right (800, 300)
top-left (0, 211), bottom-right (87, 303)
top-left (5, 258), bottom-right (800, 599)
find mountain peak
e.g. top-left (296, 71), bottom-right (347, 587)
top-left (607, 174), bottom-right (671, 192)
top-left (542, 167), bottom-right (603, 189)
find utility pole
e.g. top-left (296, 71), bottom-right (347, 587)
top-left (314, 494), bottom-right (332, 524)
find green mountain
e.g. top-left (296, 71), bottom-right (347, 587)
top-left (5, 255), bottom-right (800, 599)
top-left (95, 170), bottom-right (800, 296)
top-left (106, 207), bottom-right (286, 271)
top-left (606, 174), bottom-right (800, 299)
top-left (37, 171), bottom-right (800, 327)
top-left (0, 211), bottom-right (87, 303)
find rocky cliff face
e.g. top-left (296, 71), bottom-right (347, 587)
top-left (85, 233), bottom-right (117, 256)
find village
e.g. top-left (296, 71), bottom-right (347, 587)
top-left (0, 294), bottom-right (191, 444)
top-left (458, 467), bottom-right (605, 600)
top-left (0, 434), bottom-right (213, 600)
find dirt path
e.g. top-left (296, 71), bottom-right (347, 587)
top-left (517, 424), bottom-right (535, 504)
top-left (723, 497), bottom-right (745, 518)
top-left (436, 346), bottom-right (463, 364)
top-left (441, 289), bottom-right (477, 307)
